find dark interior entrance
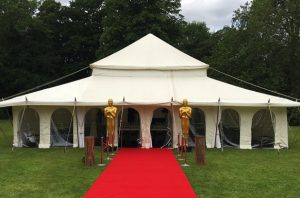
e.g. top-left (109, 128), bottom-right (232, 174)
top-left (118, 108), bottom-right (140, 148)
top-left (151, 108), bottom-right (172, 148)
top-left (84, 108), bottom-right (106, 146)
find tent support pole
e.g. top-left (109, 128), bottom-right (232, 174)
top-left (75, 98), bottom-right (79, 148)
top-left (268, 100), bottom-right (277, 149)
top-left (171, 98), bottom-right (178, 149)
top-left (214, 98), bottom-right (223, 151)
top-left (65, 101), bottom-right (76, 152)
top-left (118, 97), bottom-right (125, 149)
top-left (16, 97), bottom-right (28, 149)
top-left (219, 99), bottom-right (224, 152)
top-left (269, 100), bottom-right (288, 150)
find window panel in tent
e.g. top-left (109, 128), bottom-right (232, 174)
top-left (51, 108), bottom-right (73, 147)
top-left (118, 108), bottom-right (140, 148)
top-left (151, 108), bottom-right (172, 148)
top-left (220, 109), bottom-right (240, 148)
top-left (84, 108), bottom-right (106, 146)
top-left (18, 108), bottom-right (40, 147)
top-left (251, 109), bottom-right (275, 148)
top-left (189, 108), bottom-right (205, 147)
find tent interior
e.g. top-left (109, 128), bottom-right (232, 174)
top-left (251, 109), bottom-right (275, 148)
top-left (150, 108), bottom-right (172, 148)
top-left (220, 109), bottom-right (240, 148)
top-left (118, 108), bottom-right (141, 148)
top-left (50, 108), bottom-right (73, 147)
top-left (18, 108), bottom-right (40, 147)
top-left (189, 108), bottom-right (206, 146)
top-left (84, 108), bottom-right (106, 146)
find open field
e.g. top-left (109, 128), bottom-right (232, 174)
top-left (1, 120), bottom-right (300, 197)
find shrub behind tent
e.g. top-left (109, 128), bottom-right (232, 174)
top-left (189, 108), bottom-right (205, 147)
top-left (252, 109), bottom-right (275, 148)
top-left (84, 108), bottom-right (106, 146)
top-left (18, 108), bottom-right (40, 147)
top-left (118, 108), bottom-right (140, 148)
top-left (51, 108), bottom-right (73, 147)
top-left (151, 108), bottom-right (172, 148)
top-left (220, 109), bottom-right (240, 148)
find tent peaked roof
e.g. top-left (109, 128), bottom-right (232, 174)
top-left (90, 33), bottom-right (209, 70)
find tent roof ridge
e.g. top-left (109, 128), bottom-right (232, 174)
top-left (90, 33), bottom-right (209, 70)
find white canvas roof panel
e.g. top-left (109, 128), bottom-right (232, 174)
top-left (90, 34), bottom-right (208, 70)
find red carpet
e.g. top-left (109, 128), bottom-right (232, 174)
top-left (84, 148), bottom-right (197, 198)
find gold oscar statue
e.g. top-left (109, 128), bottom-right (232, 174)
top-left (179, 99), bottom-right (192, 166)
top-left (179, 99), bottom-right (192, 146)
top-left (104, 99), bottom-right (117, 147)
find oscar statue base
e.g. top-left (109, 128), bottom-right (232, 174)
top-left (181, 163), bottom-right (190, 167)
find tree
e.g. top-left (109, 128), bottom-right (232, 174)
top-left (208, 0), bottom-right (300, 98)
top-left (179, 22), bottom-right (212, 62)
top-left (97, 0), bottom-right (184, 58)
top-left (0, 0), bottom-right (39, 98)
top-left (60, 0), bottom-right (104, 71)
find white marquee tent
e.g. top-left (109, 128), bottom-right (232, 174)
top-left (1, 34), bottom-right (299, 149)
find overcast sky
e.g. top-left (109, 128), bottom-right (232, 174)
top-left (57, 0), bottom-right (249, 31)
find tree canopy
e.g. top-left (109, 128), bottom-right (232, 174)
top-left (0, 0), bottom-right (299, 121)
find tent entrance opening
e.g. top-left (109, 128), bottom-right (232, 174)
top-left (151, 108), bottom-right (172, 148)
top-left (119, 108), bottom-right (140, 148)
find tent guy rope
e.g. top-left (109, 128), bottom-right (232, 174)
top-left (3, 66), bottom-right (90, 101)
top-left (209, 67), bottom-right (300, 101)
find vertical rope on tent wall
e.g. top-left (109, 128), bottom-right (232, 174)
top-left (64, 99), bottom-right (76, 152)
top-left (118, 97), bottom-right (125, 149)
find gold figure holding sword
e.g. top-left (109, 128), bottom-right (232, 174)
top-left (104, 99), bottom-right (117, 148)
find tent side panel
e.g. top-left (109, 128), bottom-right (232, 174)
top-left (77, 107), bottom-right (86, 148)
top-left (12, 106), bottom-right (22, 147)
top-left (202, 107), bottom-right (218, 148)
top-left (239, 108), bottom-right (255, 149)
top-left (273, 107), bottom-right (288, 148)
top-left (172, 106), bottom-right (181, 148)
top-left (37, 106), bottom-right (53, 148)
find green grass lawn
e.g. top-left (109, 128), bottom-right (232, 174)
top-left (181, 126), bottom-right (300, 198)
top-left (1, 120), bottom-right (300, 198)
top-left (0, 120), bottom-right (105, 198)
